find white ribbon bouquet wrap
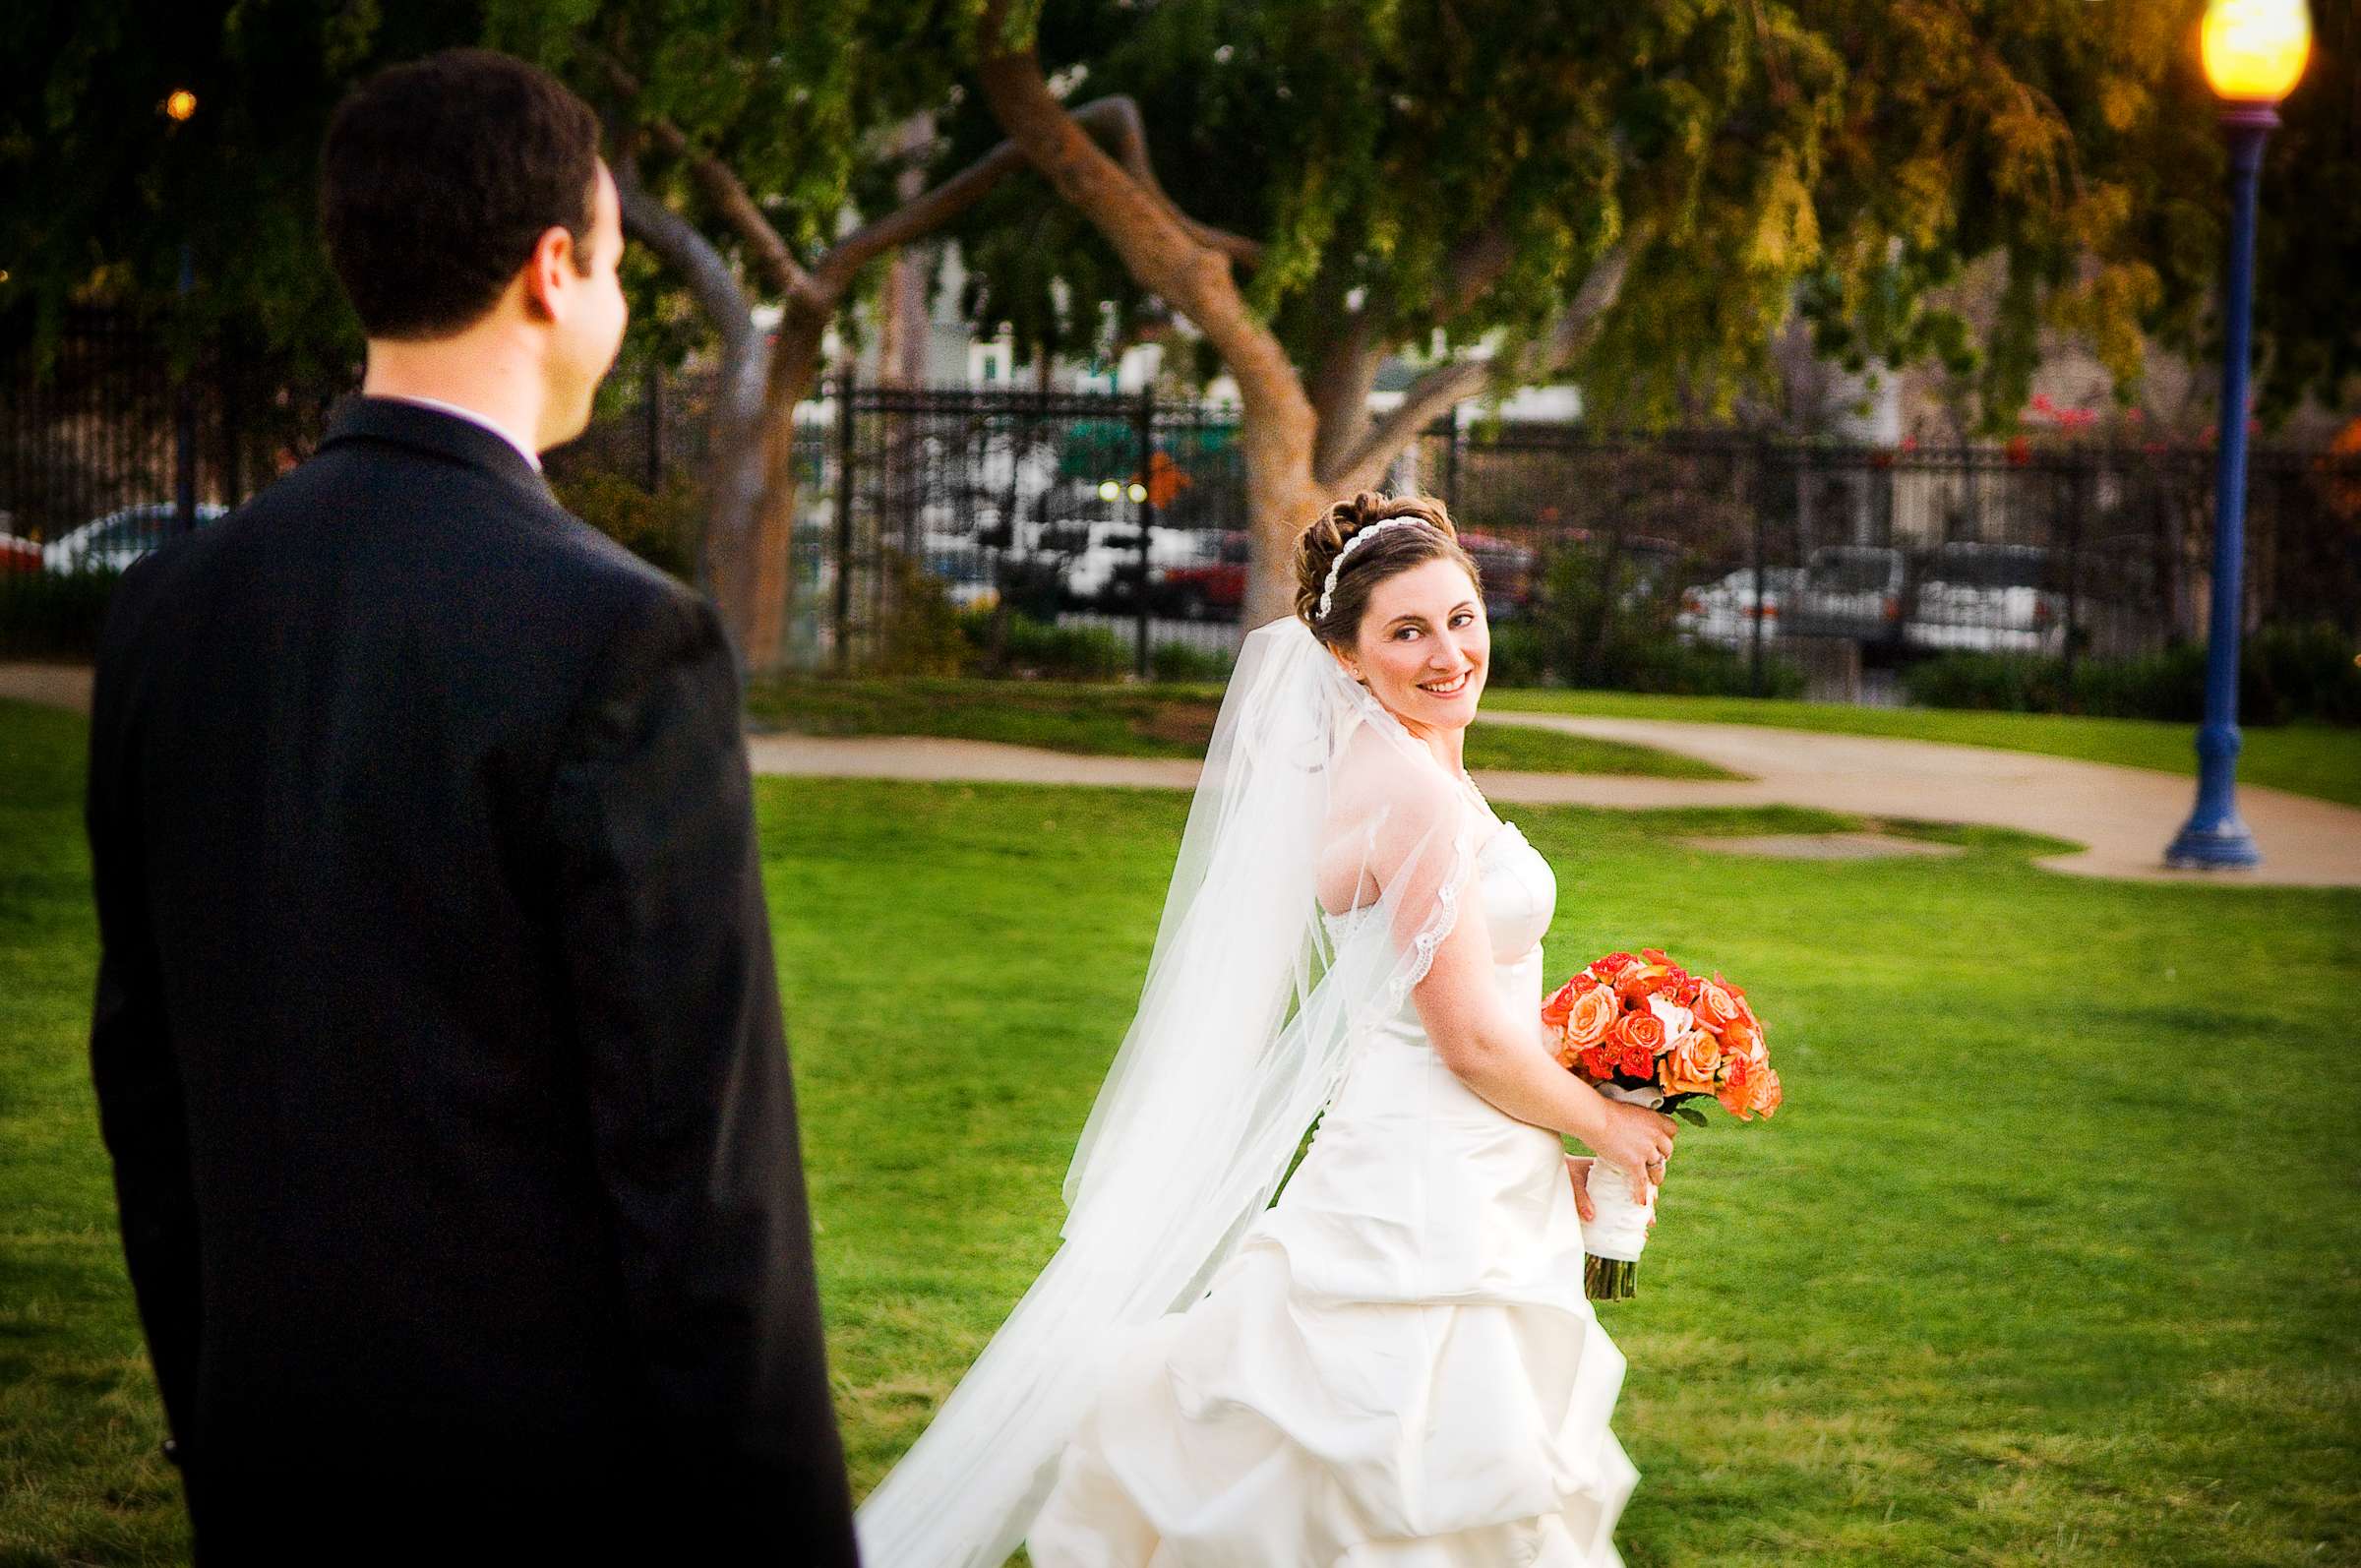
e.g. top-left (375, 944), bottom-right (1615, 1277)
top-left (1577, 994), bottom-right (1692, 1297)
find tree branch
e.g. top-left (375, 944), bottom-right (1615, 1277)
top-left (603, 36), bottom-right (1252, 314)
top-left (611, 151), bottom-right (756, 364)
top-left (975, 14), bottom-right (1302, 405)
top-left (1324, 240), bottom-right (1634, 494)
top-left (1083, 95), bottom-right (1264, 270)
top-left (807, 96), bottom-right (1249, 300)
top-left (1305, 223), bottom-right (1517, 479)
top-left (597, 54), bottom-right (815, 302)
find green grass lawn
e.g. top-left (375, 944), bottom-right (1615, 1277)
top-left (747, 675), bottom-right (1739, 780)
top-left (5, 694), bottom-right (2357, 1564)
top-left (1483, 686), bottom-right (2361, 811)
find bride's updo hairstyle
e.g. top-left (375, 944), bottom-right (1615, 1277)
top-left (1294, 492), bottom-right (1483, 649)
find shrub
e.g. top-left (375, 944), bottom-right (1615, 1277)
top-left (1900, 622), bottom-right (2361, 724)
top-left (1149, 640), bottom-right (1235, 682)
top-left (1486, 620), bottom-right (1550, 687)
top-left (955, 606), bottom-right (1127, 680)
top-left (0, 569), bottom-right (121, 660)
top-left (551, 469), bottom-right (701, 580)
top-left (873, 548), bottom-right (969, 677)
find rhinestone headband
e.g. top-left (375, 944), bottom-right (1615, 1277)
top-left (1316, 516), bottom-right (1434, 621)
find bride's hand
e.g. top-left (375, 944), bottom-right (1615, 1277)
top-left (1566, 1155), bottom-right (1660, 1229)
top-left (1586, 1099), bottom-right (1677, 1203)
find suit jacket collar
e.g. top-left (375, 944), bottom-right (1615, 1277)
top-left (319, 395), bottom-right (559, 507)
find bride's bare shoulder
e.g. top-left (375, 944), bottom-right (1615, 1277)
top-left (1327, 722), bottom-right (1455, 829)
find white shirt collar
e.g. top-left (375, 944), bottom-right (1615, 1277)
top-left (376, 394), bottom-right (543, 472)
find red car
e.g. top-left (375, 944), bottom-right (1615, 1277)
top-left (1, 533), bottom-right (41, 574)
top-left (1155, 529), bottom-right (1249, 620)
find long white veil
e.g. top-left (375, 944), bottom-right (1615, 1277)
top-left (853, 614), bottom-right (1485, 1568)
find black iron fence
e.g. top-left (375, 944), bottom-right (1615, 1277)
top-left (740, 383), bottom-right (2357, 697)
top-left (9, 309), bottom-right (2357, 704)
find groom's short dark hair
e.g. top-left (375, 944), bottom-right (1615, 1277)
top-left (322, 48), bottom-right (601, 340)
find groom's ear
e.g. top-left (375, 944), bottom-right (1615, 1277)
top-left (519, 172), bottom-right (601, 325)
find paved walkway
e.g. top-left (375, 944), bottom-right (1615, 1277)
top-left (11, 661), bottom-right (2356, 886)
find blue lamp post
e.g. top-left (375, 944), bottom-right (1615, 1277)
top-left (2165, 0), bottom-right (2312, 871)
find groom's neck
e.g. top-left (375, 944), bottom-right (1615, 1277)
top-left (361, 318), bottom-right (551, 461)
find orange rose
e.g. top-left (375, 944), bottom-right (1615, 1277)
top-left (1691, 980), bottom-right (1743, 1032)
top-left (1564, 986), bottom-right (1620, 1050)
top-left (1722, 1015), bottom-right (1762, 1055)
top-left (1541, 979), bottom-right (1578, 1035)
top-left (1610, 1009), bottom-right (1667, 1055)
top-left (1661, 1029), bottom-right (1725, 1096)
top-left (1717, 1052), bottom-right (1756, 1119)
top-left (1749, 1063), bottom-right (1783, 1118)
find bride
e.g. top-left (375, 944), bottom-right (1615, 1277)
top-left (856, 492), bottom-right (1679, 1567)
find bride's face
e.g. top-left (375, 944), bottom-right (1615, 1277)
top-left (1334, 557), bottom-right (1489, 733)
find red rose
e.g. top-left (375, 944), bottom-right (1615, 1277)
top-left (1592, 952), bottom-right (1637, 978)
top-left (1618, 1040), bottom-right (1657, 1078)
top-left (1577, 1045), bottom-right (1618, 1081)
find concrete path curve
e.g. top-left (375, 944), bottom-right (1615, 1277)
top-left (10, 661), bottom-right (2355, 887)
top-left (742, 716), bottom-right (2361, 887)
top-left (1472, 710), bottom-right (2361, 888)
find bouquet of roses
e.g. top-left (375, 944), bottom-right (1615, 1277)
top-left (1541, 947), bottom-right (1783, 1299)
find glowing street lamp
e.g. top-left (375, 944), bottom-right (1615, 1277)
top-left (163, 89), bottom-right (198, 122)
top-left (2201, 0), bottom-right (2311, 101)
top-left (2164, 0), bottom-right (2311, 871)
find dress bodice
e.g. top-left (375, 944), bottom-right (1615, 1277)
top-left (1466, 818), bottom-right (1554, 966)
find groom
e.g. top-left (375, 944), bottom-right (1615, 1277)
top-left (85, 50), bottom-right (858, 1563)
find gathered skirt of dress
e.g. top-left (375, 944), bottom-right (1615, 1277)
top-left (1027, 1011), bottom-right (1641, 1568)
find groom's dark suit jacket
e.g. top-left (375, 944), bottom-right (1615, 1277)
top-left (85, 397), bottom-right (859, 1563)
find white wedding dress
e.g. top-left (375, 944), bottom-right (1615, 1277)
top-left (1027, 814), bottom-right (1641, 1567)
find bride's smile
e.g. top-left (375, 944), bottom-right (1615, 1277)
top-left (1335, 555), bottom-right (1493, 746)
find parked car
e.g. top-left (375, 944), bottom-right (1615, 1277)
top-left (1057, 521), bottom-right (1205, 607)
top-left (1904, 541), bottom-right (2064, 654)
top-left (1456, 528), bottom-right (1540, 619)
top-left (918, 530), bottom-right (1000, 609)
top-left (1676, 565), bottom-right (1803, 648)
top-left (2, 533), bottom-right (41, 574)
top-left (42, 502), bottom-right (227, 573)
top-left (1784, 545), bottom-right (1907, 646)
top-left (1155, 529), bottom-right (1248, 620)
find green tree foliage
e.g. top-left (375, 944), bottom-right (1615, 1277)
top-left (957, 0), bottom-right (2349, 454)
top-left (0, 1), bottom-right (486, 360)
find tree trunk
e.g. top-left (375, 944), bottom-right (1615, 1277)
top-left (736, 305), bottom-right (829, 674)
top-left (1240, 403), bottom-right (1326, 632)
top-left (878, 114), bottom-right (938, 390)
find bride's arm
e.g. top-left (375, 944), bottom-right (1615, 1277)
top-left (1412, 913), bottom-right (1676, 1196)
